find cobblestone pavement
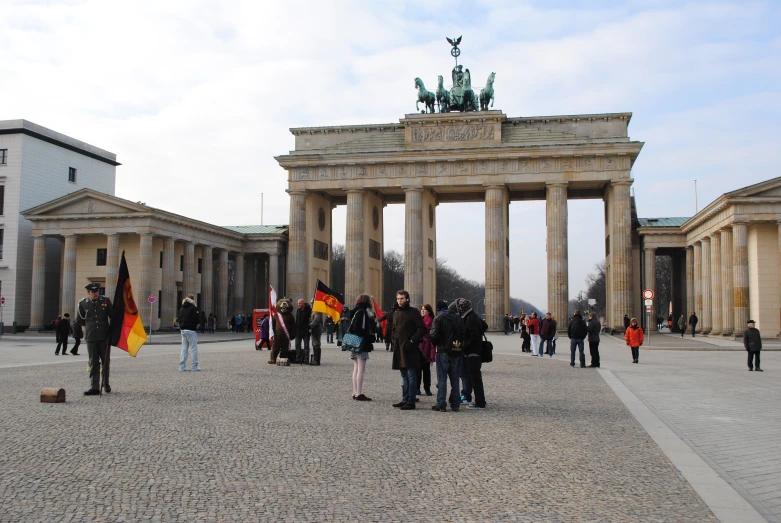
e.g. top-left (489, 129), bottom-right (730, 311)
top-left (0, 341), bottom-right (716, 522)
top-left (597, 335), bottom-right (781, 522)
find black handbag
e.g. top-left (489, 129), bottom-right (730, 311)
top-left (481, 333), bottom-right (493, 363)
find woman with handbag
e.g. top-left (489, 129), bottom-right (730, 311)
top-left (346, 294), bottom-right (376, 401)
top-left (416, 304), bottom-right (436, 396)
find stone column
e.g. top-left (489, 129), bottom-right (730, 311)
top-left (345, 189), bottom-right (365, 302)
top-left (486, 185), bottom-right (509, 331)
top-left (233, 253), bottom-right (245, 315)
top-left (138, 233), bottom-right (153, 329)
top-left (105, 233), bottom-right (121, 290)
top-left (268, 252), bottom-right (279, 296)
top-left (61, 234), bottom-right (78, 318)
top-left (182, 241), bottom-right (195, 296)
top-left (720, 229), bottom-right (734, 336)
top-left (217, 249), bottom-right (229, 328)
top-left (161, 237), bottom-right (176, 329)
top-left (286, 191), bottom-right (307, 300)
top-left (245, 257), bottom-right (256, 312)
top-left (701, 237), bottom-right (712, 334)
top-left (685, 247), bottom-right (694, 317)
top-left (644, 247), bottom-right (657, 330)
top-left (404, 187), bottom-right (425, 307)
top-left (710, 234), bottom-right (722, 335)
top-left (693, 242), bottom-right (702, 332)
top-left (545, 182), bottom-right (568, 327)
top-left (732, 221), bottom-right (750, 337)
top-left (612, 180), bottom-right (633, 328)
top-left (201, 246), bottom-right (213, 315)
top-left (29, 236), bottom-right (47, 329)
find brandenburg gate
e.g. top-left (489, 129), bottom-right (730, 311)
top-left (275, 110), bottom-right (644, 331)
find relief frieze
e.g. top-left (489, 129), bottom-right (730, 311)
top-left (410, 124), bottom-right (495, 143)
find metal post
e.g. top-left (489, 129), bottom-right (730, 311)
top-left (261, 193), bottom-right (264, 226)
top-left (149, 301), bottom-right (153, 343)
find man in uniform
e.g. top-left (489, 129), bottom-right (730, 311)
top-left (76, 282), bottom-right (113, 395)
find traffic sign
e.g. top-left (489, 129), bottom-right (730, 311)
top-left (643, 289), bottom-right (655, 300)
top-left (0, 297), bottom-right (4, 306)
top-left (645, 305), bottom-right (652, 312)
top-left (148, 295), bottom-right (156, 304)
top-left (644, 299), bottom-right (653, 306)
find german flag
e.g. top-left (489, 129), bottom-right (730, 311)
top-left (110, 251), bottom-right (147, 357)
top-left (312, 280), bottom-right (345, 323)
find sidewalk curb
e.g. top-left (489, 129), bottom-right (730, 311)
top-left (598, 369), bottom-right (767, 523)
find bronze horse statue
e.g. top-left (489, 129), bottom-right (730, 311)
top-left (414, 77), bottom-right (436, 114)
top-left (479, 72), bottom-right (496, 111)
top-left (436, 75), bottom-right (450, 113)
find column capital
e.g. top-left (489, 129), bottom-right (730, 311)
top-left (611, 179), bottom-right (634, 187)
top-left (286, 189), bottom-right (308, 196)
top-left (402, 186), bottom-right (424, 193)
top-left (644, 246), bottom-right (657, 253)
top-left (545, 181), bottom-right (569, 188)
top-left (732, 214), bottom-right (750, 225)
top-left (483, 183), bottom-right (508, 190)
top-left (345, 188), bottom-right (366, 195)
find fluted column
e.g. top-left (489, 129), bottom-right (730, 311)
top-left (233, 253), bottom-right (244, 315)
top-left (29, 236), bottom-right (47, 329)
top-left (217, 249), bottom-right (229, 327)
top-left (701, 237), bottom-right (712, 334)
top-left (693, 242), bottom-right (702, 332)
top-left (486, 185), bottom-right (509, 331)
top-left (685, 247), bottom-right (694, 317)
top-left (182, 241), bottom-right (195, 296)
top-left (612, 180), bottom-right (633, 328)
top-left (161, 237), bottom-right (176, 329)
top-left (287, 191), bottom-right (307, 300)
top-left (138, 233), bottom-right (153, 329)
top-left (201, 246), bottom-right (213, 315)
top-left (546, 182), bottom-right (568, 327)
top-left (268, 252), bottom-right (279, 296)
top-left (720, 229), bottom-right (734, 336)
top-left (61, 234), bottom-right (78, 318)
top-left (778, 222), bottom-right (781, 337)
top-left (710, 234), bottom-right (722, 335)
top-left (644, 247), bottom-right (657, 330)
top-left (404, 187), bottom-right (424, 307)
top-left (105, 233), bottom-right (121, 291)
top-left (732, 222), bottom-right (750, 337)
top-left (245, 257), bottom-right (256, 312)
top-left (345, 189), bottom-right (365, 302)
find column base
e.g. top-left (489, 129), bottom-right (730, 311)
top-left (710, 329), bottom-right (722, 336)
top-left (721, 330), bottom-right (734, 337)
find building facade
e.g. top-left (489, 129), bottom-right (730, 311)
top-left (0, 120), bottom-right (118, 329)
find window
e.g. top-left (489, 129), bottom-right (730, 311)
top-left (68, 167), bottom-right (77, 183)
top-left (159, 251), bottom-right (163, 268)
top-left (0, 229), bottom-right (3, 260)
top-left (180, 255), bottom-right (184, 271)
top-left (96, 248), bottom-right (107, 266)
top-left (0, 185), bottom-right (4, 215)
top-left (0, 149), bottom-right (6, 164)
top-left (197, 258), bottom-right (202, 274)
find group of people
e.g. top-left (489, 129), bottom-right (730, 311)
top-left (51, 313), bottom-right (83, 356)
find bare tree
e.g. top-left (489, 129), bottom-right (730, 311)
top-left (331, 244), bottom-right (345, 296)
top-left (585, 260), bottom-right (606, 318)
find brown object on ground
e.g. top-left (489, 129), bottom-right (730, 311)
top-left (40, 388), bottom-right (66, 403)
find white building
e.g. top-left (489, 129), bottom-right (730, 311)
top-left (0, 120), bottom-right (118, 329)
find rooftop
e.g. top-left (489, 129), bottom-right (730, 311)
top-left (637, 217), bottom-right (691, 228)
top-left (0, 119), bottom-right (119, 166)
top-left (221, 225), bottom-right (289, 235)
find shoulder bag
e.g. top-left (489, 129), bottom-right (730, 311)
top-left (342, 311), bottom-right (365, 353)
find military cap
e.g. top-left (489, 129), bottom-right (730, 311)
top-left (85, 282), bottom-right (101, 292)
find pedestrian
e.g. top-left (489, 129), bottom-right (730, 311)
top-left (391, 290), bottom-right (426, 411)
top-left (199, 310), bottom-right (207, 334)
top-left (623, 314), bottom-right (630, 330)
top-left (51, 315), bottom-right (62, 344)
top-left (459, 298), bottom-right (487, 409)
top-left (337, 307), bottom-right (349, 347)
top-left (178, 294), bottom-right (201, 371)
top-left (348, 294), bottom-right (376, 400)
top-left (235, 314), bottom-right (243, 333)
top-left (520, 315), bottom-right (531, 353)
top-left (503, 313), bottom-right (510, 335)
top-left (309, 308), bottom-right (324, 365)
top-left (587, 312), bottom-right (601, 368)
top-left (76, 282), bottom-right (113, 395)
top-left (527, 312), bottom-right (541, 356)
top-left (416, 304), bottom-right (436, 396)
top-left (625, 317), bottom-right (644, 363)
top-left (688, 312), bottom-right (698, 337)
top-left (568, 309), bottom-right (587, 368)
top-left (743, 320), bottom-right (763, 371)
top-left (429, 300), bottom-right (464, 412)
top-left (71, 321), bottom-right (83, 355)
top-left (207, 313), bottom-right (215, 334)
top-left (294, 298), bottom-right (312, 364)
top-left (325, 316), bottom-right (334, 343)
top-left (678, 314), bottom-right (687, 337)
top-left (256, 315), bottom-right (271, 350)
top-left (514, 315), bottom-right (520, 333)
top-left (540, 312), bottom-right (556, 357)
top-left (381, 306), bottom-right (396, 351)
top-left (228, 315), bottom-right (235, 332)
top-left (54, 313), bottom-right (72, 356)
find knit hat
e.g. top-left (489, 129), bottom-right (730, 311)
top-left (456, 298), bottom-right (472, 315)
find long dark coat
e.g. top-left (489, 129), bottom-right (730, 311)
top-left (391, 304), bottom-right (426, 370)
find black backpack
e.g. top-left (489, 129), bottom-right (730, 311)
top-left (441, 313), bottom-right (465, 357)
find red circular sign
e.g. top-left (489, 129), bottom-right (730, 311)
top-left (148, 295), bottom-right (156, 303)
top-left (643, 289), bottom-right (654, 300)
top-left (0, 297), bottom-right (5, 305)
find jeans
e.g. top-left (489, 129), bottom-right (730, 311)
top-left (435, 352), bottom-right (461, 409)
top-left (400, 368), bottom-right (417, 405)
top-left (459, 354), bottom-right (472, 401)
top-left (326, 331), bottom-right (334, 343)
top-left (570, 338), bottom-right (585, 366)
top-left (631, 346), bottom-right (640, 361)
top-left (466, 355), bottom-right (486, 408)
top-left (542, 338), bottom-right (554, 356)
top-left (179, 330), bottom-right (200, 370)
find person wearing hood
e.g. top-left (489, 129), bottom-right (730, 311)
top-left (429, 300), bottom-right (464, 412)
top-left (178, 294), bottom-right (202, 371)
top-left (391, 290), bottom-right (427, 410)
top-left (567, 309), bottom-right (588, 368)
top-left (459, 298), bottom-right (487, 409)
top-left (624, 317), bottom-right (645, 363)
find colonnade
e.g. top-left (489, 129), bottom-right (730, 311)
top-left (29, 232), bottom-right (282, 330)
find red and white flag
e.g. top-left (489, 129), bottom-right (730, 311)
top-left (269, 286), bottom-right (277, 315)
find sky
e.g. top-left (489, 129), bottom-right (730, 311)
top-left (3, 0), bottom-right (780, 310)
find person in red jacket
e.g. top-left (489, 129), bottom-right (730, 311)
top-left (526, 313), bottom-right (541, 356)
top-left (624, 317), bottom-right (645, 363)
